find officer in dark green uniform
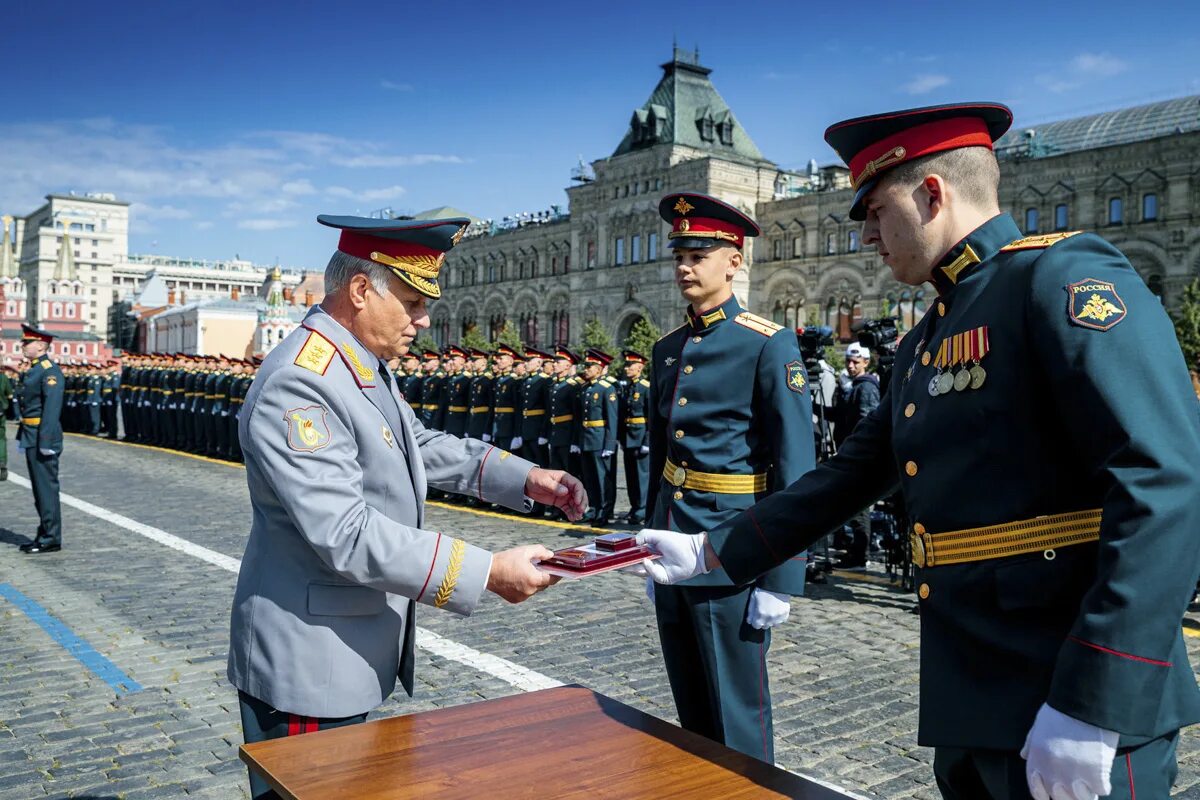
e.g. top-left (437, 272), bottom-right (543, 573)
top-left (637, 193), bottom-right (814, 762)
top-left (490, 344), bottom-right (521, 452)
top-left (640, 104), bottom-right (1200, 800)
top-left (517, 347), bottom-right (552, 466)
top-left (575, 349), bottom-right (618, 525)
top-left (618, 350), bottom-right (651, 524)
top-left (0, 365), bottom-right (12, 480)
top-left (101, 360), bottom-right (119, 438)
top-left (439, 345), bottom-right (470, 437)
top-left (417, 350), bottom-right (442, 428)
top-left (399, 351), bottom-right (423, 410)
top-left (466, 348), bottom-right (494, 441)
top-left (16, 325), bottom-right (65, 554)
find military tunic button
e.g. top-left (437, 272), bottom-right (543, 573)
top-left (913, 522), bottom-right (926, 535)
top-left (673, 491), bottom-right (683, 500)
top-left (683, 365), bottom-right (694, 374)
top-left (674, 430), bottom-right (684, 439)
top-left (937, 302), bottom-right (946, 316)
top-left (918, 583), bottom-right (930, 599)
top-left (904, 403), bottom-right (916, 418)
top-left (692, 336), bottom-right (702, 344)
top-left (905, 461), bottom-right (918, 476)
top-left (678, 397), bottom-right (688, 406)
top-left (921, 351), bottom-right (932, 366)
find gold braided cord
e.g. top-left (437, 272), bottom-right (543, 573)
top-left (662, 458), bottom-right (768, 494)
top-left (433, 538), bottom-right (466, 608)
top-left (667, 229), bottom-right (739, 242)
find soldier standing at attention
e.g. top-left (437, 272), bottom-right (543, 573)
top-left (546, 346), bottom-right (582, 517)
top-left (576, 348), bottom-right (618, 526)
top-left (466, 348), bottom-right (494, 442)
top-left (229, 215), bottom-right (586, 800)
top-left (489, 344), bottom-right (521, 452)
top-left (16, 325), bottom-right (66, 554)
top-left (417, 350), bottom-right (442, 428)
top-left (439, 345), bottom-right (470, 438)
top-left (0, 363), bottom-right (12, 480)
top-left (101, 360), bottom-right (120, 439)
top-left (618, 350), bottom-right (651, 525)
top-left (637, 193), bottom-right (814, 762)
top-left (640, 104), bottom-right (1200, 800)
top-left (399, 351), bottom-right (423, 409)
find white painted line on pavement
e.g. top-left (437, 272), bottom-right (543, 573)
top-left (7, 473), bottom-right (562, 693)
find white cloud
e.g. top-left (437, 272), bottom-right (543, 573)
top-left (238, 219), bottom-right (297, 231)
top-left (280, 179), bottom-right (317, 196)
top-left (1072, 52), bottom-right (1128, 77)
top-left (329, 153), bottom-right (465, 169)
top-left (380, 80), bottom-right (414, 92)
top-left (195, 221), bottom-right (214, 230)
top-left (325, 185), bottom-right (407, 203)
top-left (133, 202), bottom-right (192, 220)
top-left (903, 74), bottom-right (950, 95)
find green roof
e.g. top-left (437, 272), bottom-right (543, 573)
top-left (612, 48), bottom-right (770, 164)
top-left (996, 95), bottom-right (1200, 160)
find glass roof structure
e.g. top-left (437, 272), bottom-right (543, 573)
top-left (995, 95), bottom-right (1200, 160)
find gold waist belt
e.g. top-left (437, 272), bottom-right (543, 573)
top-left (22, 417), bottom-right (41, 425)
top-left (583, 420), bottom-right (606, 428)
top-left (625, 417), bottom-right (646, 424)
top-left (494, 407), bottom-right (515, 413)
top-left (663, 458), bottom-right (767, 494)
top-left (421, 404), bottom-right (439, 410)
top-left (470, 406), bottom-right (490, 413)
top-left (911, 509), bottom-right (1102, 568)
top-left (523, 409), bottom-right (545, 417)
top-left (448, 406), bottom-right (468, 413)
top-left (552, 414), bottom-right (575, 424)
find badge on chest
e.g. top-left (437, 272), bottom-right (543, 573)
top-left (928, 326), bottom-right (990, 396)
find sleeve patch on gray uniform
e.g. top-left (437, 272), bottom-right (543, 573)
top-left (285, 405), bottom-right (332, 452)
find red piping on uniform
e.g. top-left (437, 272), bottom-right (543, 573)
top-left (1068, 636), bottom-right (1171, 667)
top-left (287, 714), bottom-right (300, 736)
top-left (416, 532), bottom-right (442, 602)
top-left (758, 640), bottom-right (768, 762)
top-left (476, 446), bottom-right (494, 501)
top-left (747, 508), bottom-right (781, 561)
top-left (305, 717), bottom-right (317, 734)
top-left (1127, 753), bottom-right (1135, 799)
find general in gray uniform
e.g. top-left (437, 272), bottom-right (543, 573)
top-left (227, 214), bottom-right (587, 800)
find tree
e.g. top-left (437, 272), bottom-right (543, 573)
top-left (1172, 277), bottom-right (1200, 370)
top-left (493, 320), bottom-right (524, 350)
top-left (619, 317), bottom-right (661, 378)
top-left (412, 333), bottom-right (438, 355)
top-left (580, 317), bottom-right (613, 352)
top-left (460, 324), bottom-right (491, 352)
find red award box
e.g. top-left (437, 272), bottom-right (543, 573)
top-left (537, 538), bottom-right (659, 579)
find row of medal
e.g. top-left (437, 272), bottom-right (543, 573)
top-left (928, 325), bottom-right (990, 396)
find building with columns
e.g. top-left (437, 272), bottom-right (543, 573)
top-left (429, 49), bottom-right (1200, 348)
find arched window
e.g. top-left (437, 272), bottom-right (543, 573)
top-left (1055, 204), bottom-right (1069, 231)
top-left (487, 262), bottom-right (496, 283)
top-left (556, 310), bottom-right (570, 344)
top-left (792, 236), bottom-right (803, 258)
top-left (1108, 197), bottom-right (1123, 225)
top-left (551, 256), bottom-right (558, 275)
top-left (523, 314), bottom-right (538, 344)
top-left (826, 233), bottom-right (836, 255)
top-left (848, 230), bottom-right (859, 253)
top-left (52, 302), bottom-right (62, 318)
top-left (1024, 208), bottom-right (1039, 234)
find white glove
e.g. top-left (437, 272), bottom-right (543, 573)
top-left (636, 529), bottom-right (710, 584)
top-left (601, 449), bottom-right (614, 458)
top-left (1021, 703), bottom-right (1118, 800)
top-left (537, 437), bottom-right (548, 446)
top-left (481, 434), bottom-right (492, 443)
top-left (645, 576), bottom-right (655, 605)
top-left (569, 444), bottom-right (580, 454)
top-left (639, 445), bottom-right (650, 455)
top-left (39, 448), bottom-right (55, 456)
top-left (746, 588), bottom-right (790, 629)
top-left (511, 436), bottom-right (523, 450)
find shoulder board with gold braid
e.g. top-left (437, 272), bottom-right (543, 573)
top-left (733, 311), bottom-right (784, 337)
top-left (656, 323), bottom-right (686, 343)
top-left (999, 231), bottom-right (1083, 252)
top-left (638, 378), bottom-right (650, 387)
top-left (294, 329), bottom-right (336, 376)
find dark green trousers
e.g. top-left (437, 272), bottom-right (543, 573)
top-left (237, 690), bottom-right (367, 800)
top-left (654, 582), bottom-right (774, 762)
top-left (933, 731), bottom-right (1178, 799)
top-left (25, 449), bottom-right (62, 546)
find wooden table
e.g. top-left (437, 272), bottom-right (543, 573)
top-left (240, 685), bottom-right (859, 799)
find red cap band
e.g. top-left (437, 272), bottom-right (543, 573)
top-left (669, 216), bottom-right (744, 248)
top-left (849, 116), bottom-right (993, 190)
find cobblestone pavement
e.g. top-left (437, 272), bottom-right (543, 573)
top-left (0, 426), bottom-right (1198, 799)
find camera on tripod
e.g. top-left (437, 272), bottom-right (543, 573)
top-left (797, 325), bottom-right (834, 374)
top-left (855, 316), bottom-right (900, 391)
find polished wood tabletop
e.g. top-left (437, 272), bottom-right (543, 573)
top-left (240, 685), bottom-right (856, 799)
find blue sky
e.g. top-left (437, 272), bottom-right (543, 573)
top-left (2, 0), bottom-right (1198, 268)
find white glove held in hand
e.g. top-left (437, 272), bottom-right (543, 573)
top-left (746, 588), bottom-right (790, 629)
top-left (569, 444), bottom-right (580, 454)
top-left (481, 434), bottom-right (491, 443)
top-left (1021, 703), bottom-right (1118, 800)
top-left (537, 437), bottom-right (548, 446)
top-left (636, 529), bottom-right (709, 584)
top-left (39, 448), bottom-right (55, 456)
top-left (639, 445), bottom-right (650, 455)
top-left (601, 449), bottom-right (614, 458)
top-left (510, 436), bottom-right (523, 450)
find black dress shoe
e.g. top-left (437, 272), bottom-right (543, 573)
top-left (0, 466), bottom-right (7, 481)
top-left (21, 542), bottom-right (61, 554)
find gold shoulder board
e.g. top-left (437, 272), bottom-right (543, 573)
top-left (294, 330), bottom-right (336, 376)
top-left (1000, 231), bottom-right (1083, 251)
top-left (733, 312), bottom-right (784, 337)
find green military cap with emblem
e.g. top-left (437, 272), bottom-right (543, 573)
top-left (317, 214), bottom-right (470, 300)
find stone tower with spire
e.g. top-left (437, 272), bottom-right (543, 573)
top-left (254, 265), bottom-right (297, 356)
top-left (0, 214), bottom-right (26, 364)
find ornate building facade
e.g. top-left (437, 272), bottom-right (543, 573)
top-left (431, 49), bottom-right (1200, 347)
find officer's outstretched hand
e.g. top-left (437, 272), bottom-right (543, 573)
top-left (636, 529), bottom-right (711, 584)
top-left (487, 545), bottom-right (560, 603)
top-left (525, 467), bottom-right (588, 521)
top-left (1020, 703), bottom-right (1117, 800)
top-left (745, 588), bottom-right (790, 629)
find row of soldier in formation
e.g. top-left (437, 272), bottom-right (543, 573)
top-left (395, 342), bottom-right (650, 526)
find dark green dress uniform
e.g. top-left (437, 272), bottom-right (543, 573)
top-left (213, 368), bottom-right (232, 457)
top-left (491, 346), bottom-right (523, 451)
top-left (576, 350), bottom-right (618, 524)
top-left (17, 327), bottom-right (66, 552)
top-left (229, 369), bottom-right (249, 462)
top-left (0, 370), bottom-right (12, 479)
top-left (648, 194), bottom-right (815, 763)
top-left (547, 348), bottom-right (582, 480)
top-left (518, 349), bottom-right (552, 467)
top-left (702, 99), bottom-right (1200, 798)
top-left (401, 365), bottom-right (424, 412)
top-left (439, 351), bottom-right (470, 438)
top-left (466, 364), bottom-right (495, 440)
top-left (119, 362), bottom-right (136, 441)
top-left (619, 352), bottom-right (651, 524)
top-left (102, 369), bottom-right (119, 438)
top-left (85, 370), bottom-right (102, 435)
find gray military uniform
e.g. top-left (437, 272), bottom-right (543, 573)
top-left (228, 306), bottom-right (535, 718)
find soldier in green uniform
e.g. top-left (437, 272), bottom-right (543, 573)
top-left (490, 344), bottom-right (521, 452)
top-left (16, 325), bottom-right (66, 554)
top-left (640, 104), bottom-right (1200, 799)
top-left (417, 350), bottom-right (442, 428)
top-left (546, 345), bottom-right (582, 516)
top-left (439, 345), bottom-right (470, 437)
top-left (399, 351), bottom-right (423, 409)
top-left (466, 348), bottom-right (494, 442)
top-left (618, 350), bottom-right (651, 524)
top-left (576, 349), bottom-right (618, 525)
top-left (0, 364), bottom-right (12, 480)
top-left (101, 360), bottom-right (119, 438)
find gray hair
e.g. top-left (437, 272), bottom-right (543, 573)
top-left (324, 250), bottom-right (394, 296)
